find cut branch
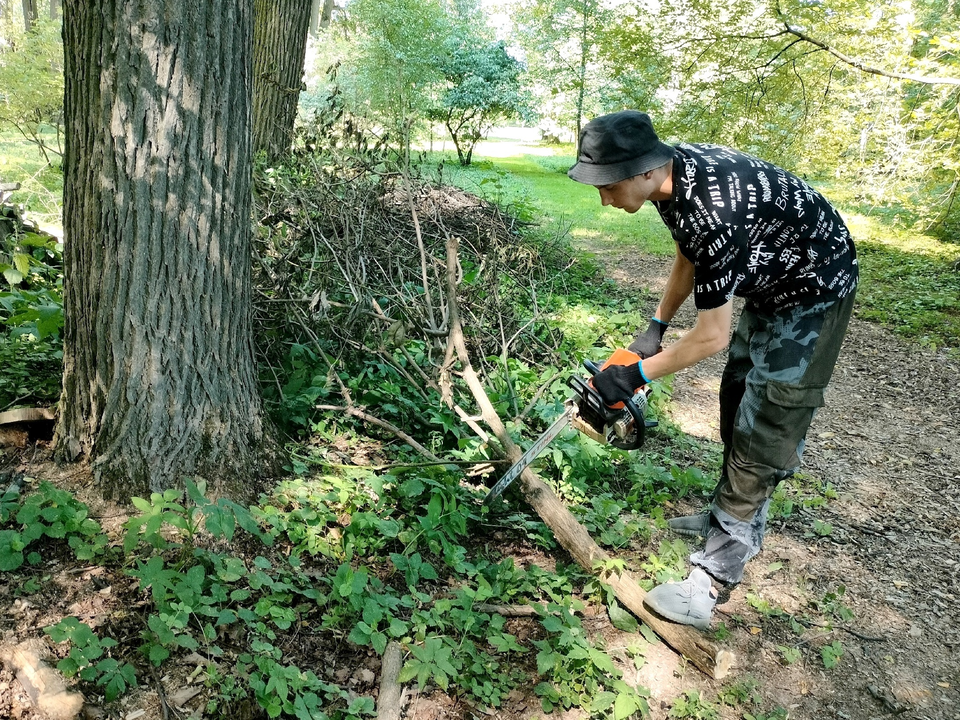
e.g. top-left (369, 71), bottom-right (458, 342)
top-left (443, 234), bottom-right (736, 680)
top-left (377, 641), bottom-right (404, 720)
top-left (316, 404), bottom-right (441, 462)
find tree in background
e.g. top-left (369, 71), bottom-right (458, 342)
top-left (20, 0), bottom-right (36, 31)
top-left (638, 0), bottom-right (960, 231)
top-left (59, 1), bottom-right (267, 498)
top-left (0, 16), bottom-right (63, 162)
top-left (252, 0), bottom-right (313, 162)
top-left (511, 0), bottom-right (614, 142)
top-left (337, 0), bottom-right (450, 163)
top-left (435, 39), bottom-right (530, 165)
top-left (308, 0), bottom-right (336, 36)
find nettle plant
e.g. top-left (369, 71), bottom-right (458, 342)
top-left (2, 441), bottom-right (668, 718)
top-left (45, 617), bottom-right (136, 702)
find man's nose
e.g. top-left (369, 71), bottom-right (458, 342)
top-left (599, 190), bottom-right (611, 206)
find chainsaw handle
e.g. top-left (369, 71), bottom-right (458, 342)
top-left (584, 359), bottom-right (603, 376)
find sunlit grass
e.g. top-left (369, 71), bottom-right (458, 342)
top-left (431, 140), bottom-right (674, 256)
top-left (435, 135), bottom-right (960, 352)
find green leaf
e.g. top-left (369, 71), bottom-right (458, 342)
top-left (130, 496), bottom-right (153, 512)
top-left (608, 601), bottom-right (639, 633)
top-left (57, 657), bottom-right (80, 676)
top-left (102, 668), bottom-right (129, 701)
top-left (0, 530), bottom-right (25, 571)
top-left (13, 252), bottom-right (30, 276)
top-left (397, 660), bottom-right (421, 684)
top-left (2, 266), bottom-right (24, 285)
top-left (590, 690), bottom-right (617, 712)
top-left (639, 623), bottom-right (659, 644)
top-left (536, 649), bottom-right (557, 674)
top-left (614, 691), bottom-right (641, 720)
top-left (348, 624), bottom-right (370, 646)
top-left (215, 609), bottom-right (237, 626)
top-left (148, 644), bottom-right (170, 666)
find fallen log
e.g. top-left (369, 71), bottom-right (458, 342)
top-left (0, 640), bottom-right (84, 720)
top-left (443, 234), bottom-right (736, 681)
top-left (0, 407), bottom-right (57, 425)
top-left (377, 641), bottom-right (404, 720)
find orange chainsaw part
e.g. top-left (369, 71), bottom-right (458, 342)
top-left (590, 348), bottom-right (643, 409)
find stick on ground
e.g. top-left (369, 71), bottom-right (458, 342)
top-left (443, 234), bottom-right (736, 681)
top-left (377, 641), bottom-right (404, 720)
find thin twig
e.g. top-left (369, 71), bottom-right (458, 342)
top-left (315, 404), bottom-right (441, 462)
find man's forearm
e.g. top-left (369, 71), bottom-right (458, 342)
top-left (653, 246), bottom-right (694, 323)
top-left (639, 302), bottom-right (733, 381)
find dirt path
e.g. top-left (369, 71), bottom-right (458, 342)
top-left (597, 248), bottom-right (960, 720)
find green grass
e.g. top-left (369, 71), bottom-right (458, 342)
top-left (437, 138), bottom-right (960, 353)
top-left (429, 144), bottom-right (675, 256)
top-left (845, 213), bottom-right (960, 351)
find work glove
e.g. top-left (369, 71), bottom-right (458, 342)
top-left (592, 361), bottom-right (647, 406)
top-left (628, 318), bottom-right (669, 358)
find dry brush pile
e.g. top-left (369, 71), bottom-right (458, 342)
top-left (250, 115), bottom-right (585, 452)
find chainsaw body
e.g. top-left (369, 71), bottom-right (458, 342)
top-left (569, 348), bottom-right (650, 450)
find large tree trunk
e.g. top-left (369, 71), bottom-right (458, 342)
top-left (252, 0), bottom-right (312, 162)
top-left (59, 1), bottom-right (266, 499)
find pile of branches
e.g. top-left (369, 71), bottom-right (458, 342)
top-left (251, 111), bottom-right (579, 396)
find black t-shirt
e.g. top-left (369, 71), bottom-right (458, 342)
top-left (653, 143), bottom-right (858, 311)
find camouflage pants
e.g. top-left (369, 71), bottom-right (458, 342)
top-left (691, 291), bottom-right (856, 584)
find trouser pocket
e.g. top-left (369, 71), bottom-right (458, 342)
top-left (745, 381), bottom-right (825, 472)
top-left (718, 382), bottom-right (825, 522)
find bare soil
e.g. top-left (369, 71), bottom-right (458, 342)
top-left (1, 248), bottom-right (958, 720)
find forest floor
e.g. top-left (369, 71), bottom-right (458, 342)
top-left (1, 238), bottom-right (958, 720)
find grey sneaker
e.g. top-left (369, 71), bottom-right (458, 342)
top-left (644, 569), bottom-right (717, 630)
top-left (667, 512), bottom-right (712, 537)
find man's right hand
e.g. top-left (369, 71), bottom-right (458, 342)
top-left (592, 362), bottom-right (645, 406)
top-left (628, 318), bottom-right (669, 358)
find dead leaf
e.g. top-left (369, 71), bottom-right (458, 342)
top-left (167, 686), bottom-right (201, 708)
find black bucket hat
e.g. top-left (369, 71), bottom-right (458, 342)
top-left (568, 111), bottom-right (675, 185)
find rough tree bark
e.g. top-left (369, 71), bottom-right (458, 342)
top-left (252, 0), bottom-right (312, 162)
top-left (59, 1), bottom-right (267, 499)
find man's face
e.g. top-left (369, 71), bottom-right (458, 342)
top-left (595, 172), bottom-right (658, 213)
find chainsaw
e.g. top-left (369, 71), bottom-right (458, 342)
top-left (484, 349), bottom-right (655, 504)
